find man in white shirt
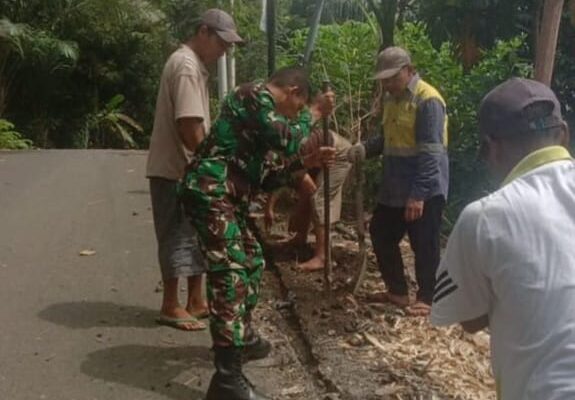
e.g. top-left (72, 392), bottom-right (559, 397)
top-left (431, 78), bottom-right (575, 399)
top-left (146, 9), bottom-right (243, 331)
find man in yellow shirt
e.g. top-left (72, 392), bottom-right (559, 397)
top-left (350, 47), bottom-right (449, 316)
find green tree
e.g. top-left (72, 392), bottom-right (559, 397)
top-left (415, 0), bottom-right (536, 68)
top-left (289, 0), bottom-right (401, 48)
top-left (1, 0), bottom-right (169, 148)
top-left (0, 17), bottom-right (79, 147)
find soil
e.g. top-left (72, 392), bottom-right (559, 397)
top-left (252, 195), bottom-right (495, 400)
top-left (248, 271), bottom-right (324, 400)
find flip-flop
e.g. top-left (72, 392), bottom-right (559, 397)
top-left (155, 315), bottom-right (206, 331)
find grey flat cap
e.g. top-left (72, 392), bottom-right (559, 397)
top-left (373, 47), bottom-right (411, 80)
top-left (200, 8), bottom-right (244, 44)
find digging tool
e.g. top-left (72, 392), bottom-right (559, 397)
top-left (352, 139), bottom-right (368, 296)
top-left (322, 80), bottom-right (333, 294)
top-left (300, 0), bottom-right (332, 294)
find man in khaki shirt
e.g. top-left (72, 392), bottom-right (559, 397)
top-left (264, 130), bottom-right (352, 271)
top-left (146, 9), bottom-right (243, 331)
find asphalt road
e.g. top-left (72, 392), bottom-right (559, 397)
top-left (0, 150), bottom-right (312, 400)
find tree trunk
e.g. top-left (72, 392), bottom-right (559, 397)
top-left (458, 14), bottom-right (482, 70)
top-left (381, 0), bottom-right (398, 49)
top-left (367, 0), bottom-right (398, 50)
top-left (534, 0), bottom-right (565, 85)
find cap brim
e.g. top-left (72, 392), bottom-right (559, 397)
top-left (216, 30), bottom-right (244, 44)
top-left (372, 67), bottom-right (401, 80)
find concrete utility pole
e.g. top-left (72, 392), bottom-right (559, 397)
top-left (217, 53), bottom-right (229, 100)
top-left (534, 0), bottom-right (565, 86)
top-left (217, 0), bottom-right (237, 99)
top-left (227, 0), bottom-right (236, 91)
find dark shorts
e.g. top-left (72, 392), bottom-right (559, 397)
top-left (149, 177), bottom-right (206, 280)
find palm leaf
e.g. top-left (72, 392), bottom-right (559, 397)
top-left (55, 41), bottom-right (79, 62)
top-left (0, 19), bottom-right (30, 58)
top-left (110, 121), bottom-right (137, 148)
top-left (105, 94), bottom-right (125, 112)
top-left (116, 113), bottom-right (143, 133)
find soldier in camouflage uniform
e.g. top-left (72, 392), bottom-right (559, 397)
top-left (180, 66), bottom-right (335, 400)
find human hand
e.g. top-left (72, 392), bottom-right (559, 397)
top-left (303, 146), bottom-right (336, 169)
top-left (404, 198), bottom-right (424, 222)
top-left (347, 142), bottom-right (366, 163)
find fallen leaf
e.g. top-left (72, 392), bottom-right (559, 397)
top-left (364, 332), bottom-right (387, 352)
top-left (347, 334), bottom-right (364, 347)
top-left (375, 383), bottom-right (405, 396)
top-left (281, 385), bottom-right (305, 396)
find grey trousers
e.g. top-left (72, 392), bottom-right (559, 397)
top-left (149, 177), bottom-right (206, 280)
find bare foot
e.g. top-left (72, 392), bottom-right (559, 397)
top-left (159, 306), bottom-right (206, 330)
top-left (366, 291), bottom-right (410, 308)
top-left (405, 301), bottom-right (431, 317)
top-left (297, 256), bottom-right (325, 272)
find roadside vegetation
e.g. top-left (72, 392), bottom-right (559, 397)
top-left (1, 0), bottom-right (574, 223)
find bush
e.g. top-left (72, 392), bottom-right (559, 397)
top-left (279, 20), bottom-right (380, 140)
top-left (0, 119), bottom-right (33, 149)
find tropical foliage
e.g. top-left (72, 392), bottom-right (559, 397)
top-left (0, 118), bottom-right (32, 149)
top-left (0, 0), bottom-right (574, 224)
top-left (279, 18), bottom-right (531, 223)
top-left (0, 0), bottom-right (170, 148)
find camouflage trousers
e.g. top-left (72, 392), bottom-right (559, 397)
top-left (181, 175), bottom-right (265, 347)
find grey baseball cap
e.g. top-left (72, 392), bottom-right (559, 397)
top-left (373, 47), bottom-right (411, 80)
top-left (479, 78), bottom-right (563, 139)
top-left (200, 8), bottom-right (244, 44)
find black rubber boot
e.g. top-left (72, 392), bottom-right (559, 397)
top-left (205, 346), bottom-right (271, 400)
top-left (244, 325), bottom-right (272, 362)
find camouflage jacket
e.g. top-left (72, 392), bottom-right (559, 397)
top-left (184, 82), bottom-right (312, 197)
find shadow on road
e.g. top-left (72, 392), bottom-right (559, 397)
top-left (81, 345), bottom-right (210, 399)
top-left (127, 189), bottom-right (150, 195)
top-left (38, 301), bottom-right (158, 329)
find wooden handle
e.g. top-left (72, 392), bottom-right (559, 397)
top-left (322, 80), bottom-right (332, 294)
